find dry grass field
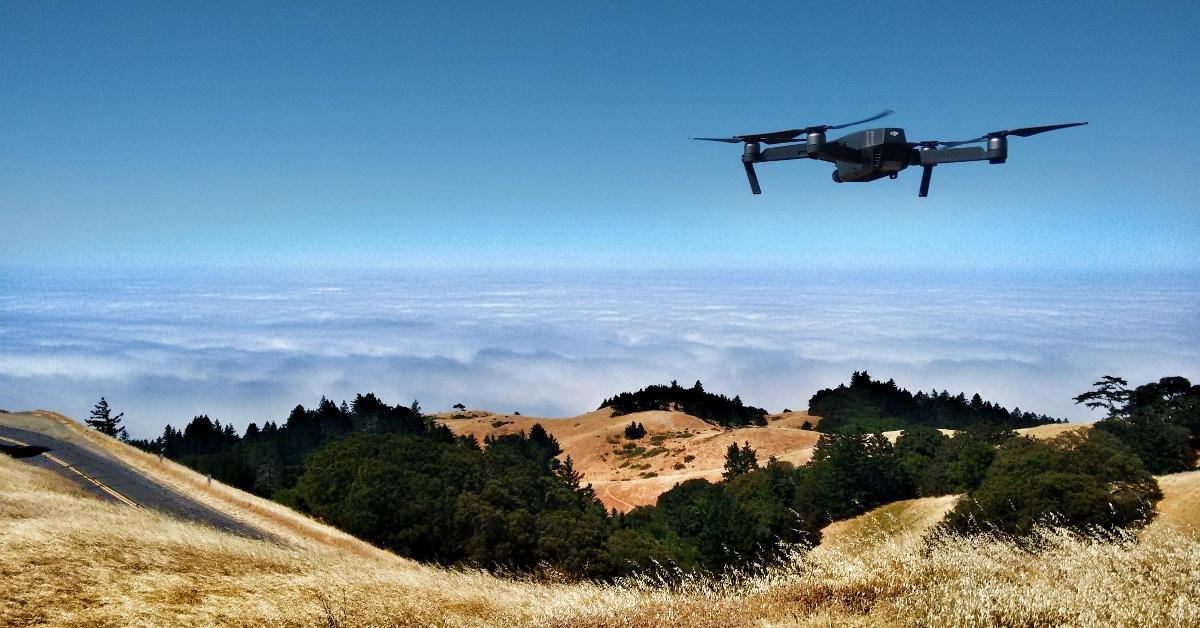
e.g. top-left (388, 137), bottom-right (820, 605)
top-left (818, 494), bottom-right (962, 553)
top-left (3, 410), bottom-right (1199, 626)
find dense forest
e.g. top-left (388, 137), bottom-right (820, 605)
top-left (600, 380), bottom-right (768, 428)
top-left (809, 371), bottom-right (1065, 433)
top-left (125, 375), bottom-right (1198, 580)
top-left (131, 394), bottom-right (437, 495)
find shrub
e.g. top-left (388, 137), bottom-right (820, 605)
top-left (944, 430), bottom-right (1161, 536)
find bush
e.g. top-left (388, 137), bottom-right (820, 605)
top-left (623, 421), bottom-right (647, 439)
top-left (945, 430), bottom-right (1161, 536)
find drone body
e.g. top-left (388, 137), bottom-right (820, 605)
top-left (695, 111), bottom-right (1086, 197)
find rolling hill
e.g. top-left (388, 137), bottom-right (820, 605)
top-left (435, 407), bottom-right (822, 511)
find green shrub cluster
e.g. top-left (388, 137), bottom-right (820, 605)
top-left (945, 429), bottom-right (1161, 535)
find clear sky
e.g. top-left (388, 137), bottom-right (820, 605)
top-left (2, 1), bottom-right (1197, 271)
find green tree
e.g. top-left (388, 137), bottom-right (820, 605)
top-left (803, 431), bottom-right (905, 520)
top-left (894, 425), bottom-right (948, 493)
top-left (723, 441), bottom-right (758, 480)
top-left (1079, 376), bottom-right (1200, 474)
top-left (1073, 376), bottom-right (1131, 417)
top-left (86, 396), bottom-right (127, 440)
top-left (945, 430), bottom-right (1161, 536)
top-left (916, 431), bottom-right (1001, 496)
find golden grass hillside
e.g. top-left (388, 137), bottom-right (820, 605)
top-left (436, 408), bottom-right (822, 511)
top-left (4, 421), bottom-right (1200, 626)
top-left (0, 410), bottom-right (393, 560)
top-left (818, 494), bottom-right (961, 553)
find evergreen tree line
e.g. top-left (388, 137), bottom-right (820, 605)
top-left (600, 380), bottom-right (768, 428)
top-left (809, 371), bottom-right (1065, 433)
top-left (128, 393), bottom-right (436, 496)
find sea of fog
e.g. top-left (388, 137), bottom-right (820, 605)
top-left (1, 267), bottom-right (1196, 439)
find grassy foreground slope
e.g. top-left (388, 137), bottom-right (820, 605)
top-left (3, 413), bottom-right (1200, 626)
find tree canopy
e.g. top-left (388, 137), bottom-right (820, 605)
top-left (600, 380), bottom-right (768, 428)
top-left (945, 429), bottom-right (1161, 535)
top-left (809, 371), bottom-right (1063, 433)
top-left (1078, 375), bottom-right (1200, 474)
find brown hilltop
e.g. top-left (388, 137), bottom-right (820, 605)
top-left (435, 407), bottom-right (821, 512)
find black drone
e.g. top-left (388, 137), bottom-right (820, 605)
top-left (694, 111), bottom-right (1087, 197)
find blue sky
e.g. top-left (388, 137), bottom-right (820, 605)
top-left (2, 1), bottom-right (1198, 270)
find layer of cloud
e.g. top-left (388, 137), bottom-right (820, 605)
top-left (1, 269), bottom-right (1196, 439)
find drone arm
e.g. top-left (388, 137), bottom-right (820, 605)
top-left (757, 144), bottom-right (811, 162)
top-left (756, 143), bottom-right (850, 164)
top-left (917, 146), bottom-right (989, 165)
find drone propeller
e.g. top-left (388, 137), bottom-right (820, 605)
top-left (820, 109), bottom-right (895, 131)
top-left (932, 122), bottom-right (1088, 148)
top-left (692, 110), bottom-right (894, 145)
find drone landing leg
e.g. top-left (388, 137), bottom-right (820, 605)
top-left (743, 162), bottom-right (761, 194)
top-left (919, 165), bottom-right (934, 197)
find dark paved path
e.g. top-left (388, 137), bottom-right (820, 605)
top-left (0, 423), bottom-right (273, 540)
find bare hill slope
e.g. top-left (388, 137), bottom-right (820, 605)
top-left (436, 407), bottom-right (822, 511)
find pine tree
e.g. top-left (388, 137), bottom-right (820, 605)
top-left (86, 396), bottom-right (127, 440)
top-left (556, 455), bottom-right (584, 490)
top-left (723, 441), bottom-right (758, 480)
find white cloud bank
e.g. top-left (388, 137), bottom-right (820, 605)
top-left (0, 268), bottom-right (1196, 439)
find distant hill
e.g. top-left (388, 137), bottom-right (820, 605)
top-left (599, 380), bottom-right (768, 428)
top-left (809, 371), bottom-right (1065, 433)
top-left (437, 407), bottom-right (819, 512)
